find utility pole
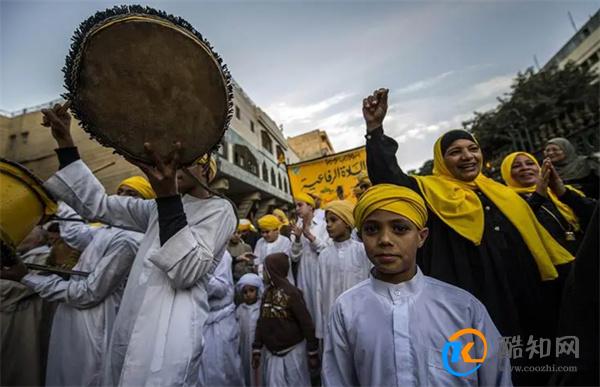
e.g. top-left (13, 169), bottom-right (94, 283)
top-left (568, 11), bottom-right (578, 33)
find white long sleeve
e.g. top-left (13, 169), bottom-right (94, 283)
top-left (44, 160), bottom-right (154, 233)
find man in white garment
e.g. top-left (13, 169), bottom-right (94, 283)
top-left (198, 250), bottom-right (245, 386)
top-left (290, 192), bottom-right (331, 320)
top-left (315, 200), bottom-right (371, 341)
top-left (19, 201), bottom-right (143, 386)
top-left (39, 102), bottom-right (236, 386)
top-left (322, 184), bottom-right (512, 386)
top-left (0, 227), bottom-right (52, 386)
top-left (251, 214), bottom-right (293, 283)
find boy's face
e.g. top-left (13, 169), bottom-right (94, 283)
top-left (295, 201), bottom-right (313, 219)
top-left (230, 231), bottom-right (242, 244)
top-left (261, 229), bottom-right (279, 243)
top-left (242, 285), bottom-right (258, 304)
top-left (360, 209), bottom-right (428, 278)
top-left (325, 211), bottom-right (349, 240)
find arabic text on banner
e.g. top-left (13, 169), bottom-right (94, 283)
top-left (286, 147), bottom-right (366, 205)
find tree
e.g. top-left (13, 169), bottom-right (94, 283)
top-left (463, 63), bottom-right (599, 166)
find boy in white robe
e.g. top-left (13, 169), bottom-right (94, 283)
top-left (19, 200), bottom-right (143, 386)
top-left (322, 184), bottom-right (512, 386)
top-left (315, 200), bottom-right (371, 340)
top-left (198, 250), bottom-right (245, 386)
top-left (290, 192), bottom-right (331, 319)
top-left (252, 214), bottom-right (294, 283)
top-left (39, 102), bottom-right (237, 386)
top-left (235, 273), bottom-right (264, 387)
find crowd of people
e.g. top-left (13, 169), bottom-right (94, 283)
top-left (0, 88), bottom-right (598, 387)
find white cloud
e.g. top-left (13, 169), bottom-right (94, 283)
top-left (395, 70), bottom-right (455, 94)
top-left (461, 74), bottom-right (514, 104)
top-left (266, 92), bottom-right (354, 128)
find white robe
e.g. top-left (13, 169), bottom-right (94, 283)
top-left (315, 239), bottom-right (371, 339)
top-left (44, 160), bottom-right (236, 386)
top-left (236, 302), bottom-right (261, 387)
top-left (198, 251), bottom-right (245, 387)
top-left (254, 235), bottom-right (294, 284)
top-left (290, 217), bottom-right (330, 319)
top-left (264, 340), bottom-right (310, 387)
top-left (322, 267), bottom-right (512, 387)
top-left (21, 203), bottom-right (141, 386)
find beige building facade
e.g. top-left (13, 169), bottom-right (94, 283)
top-left (287, 129), bottom-right (335, 162)
top-left (1, 81), bottom-right (299, 219)
top-left (544, 10), bottom-right (600, 76)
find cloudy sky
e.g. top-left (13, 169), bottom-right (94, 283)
top-left (2, 0), bottom-right (598, 169)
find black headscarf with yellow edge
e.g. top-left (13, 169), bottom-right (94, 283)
top-left (412, 130), bottom-right (573, 281)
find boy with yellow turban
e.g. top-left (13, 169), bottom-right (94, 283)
top-left (315, 200), bottom-right (370, 341)
top-left (39, 102), bottom-right (236, 385)
top-left (290, 192), bottom-right (331, 320)
top-left (322, 185), bottom-right (510, 386)
top-left (253, 214), bottom-right (294, 284)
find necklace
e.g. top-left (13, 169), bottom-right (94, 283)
top-left (539, 204), bottom-right (576, 242)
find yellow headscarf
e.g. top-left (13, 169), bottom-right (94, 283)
top-left (238, 219), bottom-right (257, 232)
top-left (412, 132), bottom-right (573, 280)
top-left (354, 184), bottom-right (428, 231)
top-left (294, 192), bottom-right (315, 208)
top-left (194, 154), bottom-right (218, 183)
top-left (500, 152), bottom-right (582, 232)
top-left (118, 176), bottom-right (156, 199)
top-left (258, 215), bottom-right (282, 231)
top-left (324, 200), bottom-right (356, 228)
top-left (272, 209), bottom-right (290, 226)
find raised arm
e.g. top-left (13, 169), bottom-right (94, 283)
top-left (55, 202), bottom-right (98, 251)
top-left (41, 103), bottom-right (153, 232)
top-left (147, 197), bottom-right (237, 290)
top-left (363, 89), bottom-right (418, 190)
top-left (22, 230), bottom-right (139, 308)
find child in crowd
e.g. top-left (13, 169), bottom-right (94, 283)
top-left (252, 253), bottom-right (319, 387)
top-left (322, 184), bottom-right (512, 386)
top-left (236, 273), bottom-right (264, 387)
top-left (315, 200), bottom-right (371, 340)
top-left (252, 215), bottom-right (293, 283)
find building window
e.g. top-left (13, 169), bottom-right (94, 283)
top-left (283, 177), bottom-right (288, 194)
top-left (250, 120), bottom-right (255, 133)
top-left (234, 144), bottom-right (259, 176)
top-left (277, 174), bottom-right (282, 190)
top-left (270, 168), bottom-right (276, 187)
top-left (262, 162), bottom-right (269, 182)
top-left (235, 105), bottom-right (241, 120)
top-left (261, 131), bottom-right (273, 154)
top-left (276, 145), bottom-right (285, 164)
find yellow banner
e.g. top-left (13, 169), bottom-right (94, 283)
top-left (287, 147), bottom-right (367, 205)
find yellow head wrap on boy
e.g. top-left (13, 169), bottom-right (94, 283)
top-left (294, 192), bottom-right (315, 208)
top-left (258, 215), bottom-right (282, 231)
top-left (354, 184), bottom-right (427, 231)
top-left (324, 200), bottom-right (356, 228)
top-left (272, 209), bottom-right (290, 226)
top-left (118, 176), bottom-right (156, 199)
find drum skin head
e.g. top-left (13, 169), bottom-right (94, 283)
top-left (64, 6), bottom-right (233, 166)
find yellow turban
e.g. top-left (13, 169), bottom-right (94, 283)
top-left (323, 200), bottom-right (355, 227)
top-left (238, 219), bottom-right (257, 232)
top-left (354, 184), bottom-right (428, 231)
top-left (272, 209), bottom-right (290, 226)
top-left (194, 154), bottom-right (218, 183)
top-left (118, 176), bottom-right (156, 199)
top-left (294, 192), bottom-right (315, 208)
top-left (258, 215), bottom-right (282, 231)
